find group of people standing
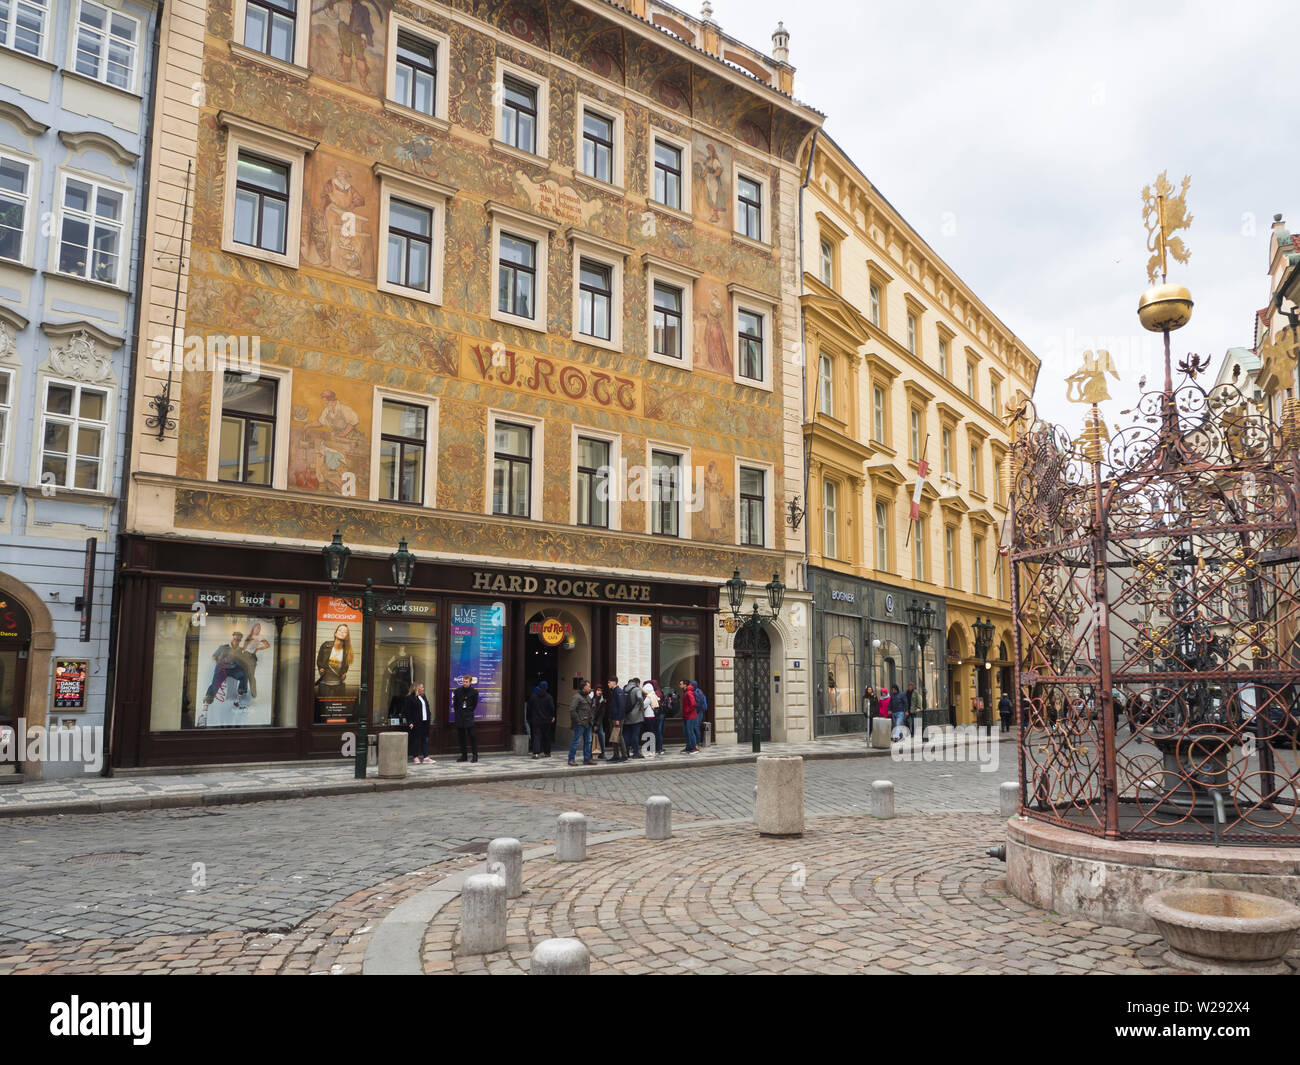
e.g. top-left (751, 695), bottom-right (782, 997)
top-left (401, 676), bottom-right (481, 764)
top-left (864, 682), bottom-right (921, 740)
top-left (564, 677), bottom-right (708, 765)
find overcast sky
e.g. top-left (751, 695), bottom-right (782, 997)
top-left (716, 0), bottom-right (1299, 432)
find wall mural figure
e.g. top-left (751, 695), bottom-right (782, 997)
top-left (291, 382), bottom-right (370, 496)
top-left (700, 458), bottom-right (727, 539)
top-left (698, 282), bottom-right (732, 376)
top-left (311, 0), bottom-right (387, 95)
top-left (692, 137), bottom-right (729, 223)
top-left (302, 159), bottom-right (375, 280)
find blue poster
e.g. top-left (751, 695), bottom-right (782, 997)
top-left (449, 602), bottom-right (505, 722)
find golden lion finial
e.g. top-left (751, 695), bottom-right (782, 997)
top-left (1142, 171), bottom-right (1192, 284)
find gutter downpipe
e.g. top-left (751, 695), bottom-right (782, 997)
top-left (797, 130), bottom-right (820, 594)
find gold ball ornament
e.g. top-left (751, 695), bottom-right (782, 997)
top-left (1137, 284), bottom-right (1194, 332)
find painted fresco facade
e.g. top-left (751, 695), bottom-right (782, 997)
top-left (0, 0), bottom-right (159, 778)
top-left (800, 135), bottom-right (1040, 732)
top-left (114, 0), bottom-right (820, 766)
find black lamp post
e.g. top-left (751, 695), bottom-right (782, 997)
top-left (726, 568), bottom-right (785, 753)
top-left (972, 616), bottom-right (995, 729)
top-left (321, 531), bottom-right (417, 779)
top-left (907, 598), bottom-right (936, 733)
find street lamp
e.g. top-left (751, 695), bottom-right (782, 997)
top-left (322, 533), bottom-right (417, 779)
top-left (726, 568), bottom-right (785, 753)
top-left (907, 598), bottom-right (936, 732)
top-left (972, 617), bottom-right (995, 729)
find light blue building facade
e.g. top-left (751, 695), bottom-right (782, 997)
top-left (0, 0), bottom-right (158, 777)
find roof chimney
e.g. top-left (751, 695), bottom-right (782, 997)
top-left (772, 20), bottom-right (789, 63)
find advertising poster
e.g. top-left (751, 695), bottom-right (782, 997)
top-left (314, 595), bottom-right (363, 723)
top-left (196, 616), bottom-right (279, 727)
top-left (449, 602), bottom-right (504, 722)
top-left (53, 660), bottom-right (88, 709)
top-left (615, 613), bottom-right (653, 683)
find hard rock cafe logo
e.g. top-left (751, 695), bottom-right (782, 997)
top-left (531, 618), bottom-right (572, 646)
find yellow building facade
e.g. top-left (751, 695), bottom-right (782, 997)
top-left (799, 135), bottom-right (1039, 730)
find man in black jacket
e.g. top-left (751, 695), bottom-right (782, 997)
top-left (452, 675), bottom-right (479, 762)
top-left (404, 682), bottom-right (433, 763)
top-left (526, 681), bottom-right (555, 758)
top-left (606, 678), bottom-right (628, 762)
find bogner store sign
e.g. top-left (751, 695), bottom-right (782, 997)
top-left (470, 570), bottom-right (654, 603)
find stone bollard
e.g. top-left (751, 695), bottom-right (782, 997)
top-left (460, 873), bottom-right (506, 954)
top-left (871, 779), bottom-right (895, 819)
top-left (1000, 781), bottom-right (1020, 818)
top-left (377, 731), bottom-right (408, 778)
top-left (530, 937), bottom-right (590, 974)
top-left (756, 755), bottom-right (804, 837)
top-left (487, 837), bottom-right (523, 898)
top-left (870, 717), bottom-right (892, 749)
top-left (646, 795), bottom-right (672, 839)
top-left (556, 812), bottom-right (588, 862)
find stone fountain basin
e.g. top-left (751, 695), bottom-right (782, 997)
top-left (1143, 887), bottom-right (1300, 972)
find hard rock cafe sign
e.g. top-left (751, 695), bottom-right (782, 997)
top-left (536, 618), bottom-right (567, 646)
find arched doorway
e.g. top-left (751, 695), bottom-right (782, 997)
top-left (733, 624), bottom-right (771, 744)
top-left (946, 624), bottom-right (967, 725)
top-left (524, 606), bottom-right (590, 749)
top-left (0, 594), bottom-right (31, 768)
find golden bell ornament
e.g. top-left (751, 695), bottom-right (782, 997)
top-left (1137, 284), bottom-right (1194, 332)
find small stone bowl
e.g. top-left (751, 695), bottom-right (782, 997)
top-left (1143, 887), bottom-right (1300, 974)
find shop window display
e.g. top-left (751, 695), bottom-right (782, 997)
top-left (373, 608), bottom-right (437, 727)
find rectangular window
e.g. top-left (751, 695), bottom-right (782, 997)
top-left (994, 459), bottom-right (1004, 505)
top-left (385, 196), bottom-right (433, 293)
top-left (243, 0), bottom-right (295, 63)
top-left (497, 232), bottom-right (536, 320)
top-left (378, 399), bottom-right (426, 504)
top-left (57, 175), bottom-right (124, 284)
top-left (0, 369), bottom-right (9, 476)
top-left (991, 378), bottom-right (1001, 416)
top-left (869, 283), bottom-right (881, 327)
top-left (875, 501), bottom-right (889, 570)
top-left (218, 373), bottom-right (276, 485)
top-left (913, 516), bottom-right (926, 580)
top-left (872, 386), bottom-right (885, 444)
top-left (906, 313), bottom-right (917, 355)
top-left (739, 465), bottom-right (765, 547)
top-left (941, 428), bottom-right (953, 475)
top-left (737, 174), bottom-right (762, 240)
top-left (394, 31), bottom-right (438, 116)
top-left (818, 354), bottom-right (833, 416)
top-left (500, 75), bottom-right (538, 154)
top-left (909, 407), bottom-right (921, 462)
top-left (996, 553), bottom-right (1006, 599)
top-left (492, 421), bottom-right (532, 517)
top-left (973, 536), bottom-right (985, 595)
top-left (577, 258), bottom-right (612, 341)
top-left (652, 282), bottom-right (683, 359)
top-left (819, 238), bottom-right (834, 286)
top-left (74, 0), bottom-right (138, 90)
top-left (967, 362), bottom-right (977, 400)
top-left (581, 108), bottom-right (614, 184)
top-left (0, 0), bottom-right (48, 56)
top-left (0, 155), bottom-right (31, 263)
top-left (232, 152), bottom-right (288, 255)
top-left (576, 436), bottom-right (610, 528)
top-left (944, 526), bottom-right (956, 586)
top-left (938, 337), bottom-right (948, 376)
top-left (651, 449), bottom-right (680, 536)
top-left (653, 139), bottom-right (681, 209)
top-left (969, 444), bottom-right (981, 493)
top-left (823, 479), bottom-right (837, 559)
top-left (738, 308), bottom-right (763, 382)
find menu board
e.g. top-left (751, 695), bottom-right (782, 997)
top-left (449, 602), bottom-right (505, 722)
top-left (615, 613), bottom-right (653, 684)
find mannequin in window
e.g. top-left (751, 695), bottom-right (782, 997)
top-left (386, 645), bottom-right (414, 722)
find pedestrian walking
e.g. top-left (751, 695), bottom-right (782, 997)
top-left (624, 677), bottom-right (646, 758)
top-left (590, 683), bottom-right (607, 759)
top-left (998, 691), bottom-right (1013, 732)
top-left (404, 682), bottom-right (433, 763)
top-left (690, 680), bottom-right (709, 748)
top-left (863, 685), bottom-right (878, 720)
top-left (679, 679), bottom-right (699, 753)
top-left (567, 680), bottom-right (595, 765)
top-left (526, 681), bottom-right (555, 758)
top-left (890, 683), bottom-right (908, 740)
top-left (452, 674), bottom-right (479, 763)
top-left (606, 677), bottom-right (628, 762)
top-left (905, 682), bottom-right (920, 736)
top-left (642, 680), bottom-right (662, 754)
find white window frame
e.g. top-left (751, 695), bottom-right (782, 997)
top-left (375, 165), bottom-right (453, 307)
top-left (944, 525), bottom-right (957, 587)
top-left (967, 360), bottom-right (977, 400)
top-left (822, 478), bottom-right (838, 559)
top-left (732, 165), bottom-right (770, 246)
top-left (369, 387), bottom-right (438, 508)
top-left (869, 283), bottom-right (881, 327)
top-left (913, 514), bottom-right (927, 581)
top-left (232, 0), bottom-right (310, 72)
top-left (909, 407), bottom-right (921, 462)
top-left (646, 440), bottom-right (692, 540)
top-left (906, 313), bottom-right (917, 355)
top-left (575, 94), bottom-right (623, 190)
top-left (570, 424), bottom-right (621, 531)
top-left (872, 385), bottom-right (886, 445)
top-left (0, 150), bottom-right (36, 268)
top-left (735, 457), bottom-right (773, 549)
top-left (647, 129), bottom-right (691, 219)
top-left (51, 169), bottom-right (130, 288)
top-left (384, 16), bottom-right (450, 128)
top-left (206, 364), bottom-right (292, 490)
top-left (68, 0), bottom-right (141, 93)
top-left (220, 113), bottom-right (314, 270)
top-left (0, 366), bottom-right (11, 481)
top-left (817, 353), bottom-right (834, 417)
top-left (489, 201), bottom-right (554, 332)
top-left (1, 0), bottom-right (50, 60)
top-left (36, 374), bottom-right (113, 493)
top-left (570, 233), bottom-right (626, 352)
top-left (941, 428), bottom-right (953, 475)
top-left (818, 237), bottom-right (834, 287)
top-left (938, 336), bottom-right (949, 377)
top-left (973, 535), bottom-right (985, 596)
top-left (493, 58), bottom-right (548, 161)
top-left (644, 255), bottom-right (697, 370)
top-left (969, 443), bottom-right (982, 495)
top-left (486, 408), bottom-right (544, 521)
top-left (730, 284), bottom-right (775, 391)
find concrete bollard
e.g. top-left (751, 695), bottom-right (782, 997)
top-left (871, 779), bottom-right (895, 819)
top-left (460, 873), bottom-right (506, 954)
top-left (530, 937), bottom-right (590, 974)
top-left (487, 837), bottom-right (523, 898)
top-left (378, 731), bottom-right (408, 778)
top-left (556, 812), bottom-right (588, 861)
top-left (756, 755), bottom-right (804, 837)
top-left (870, 717), bottom-right (892, 749)
top-left (1000, 781), bottom-right (1020, 818)
top-left (646, 795), bottom-right (672, 839)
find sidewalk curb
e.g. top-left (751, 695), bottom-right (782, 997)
top-left (0, 734), bottom-right (1016, 820)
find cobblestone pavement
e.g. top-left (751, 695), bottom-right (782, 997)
top-left (421, 815), bottom-right (1300, 975)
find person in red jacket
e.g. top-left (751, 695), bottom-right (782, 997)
top-left (678, 678), bottom-right (699, 754)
